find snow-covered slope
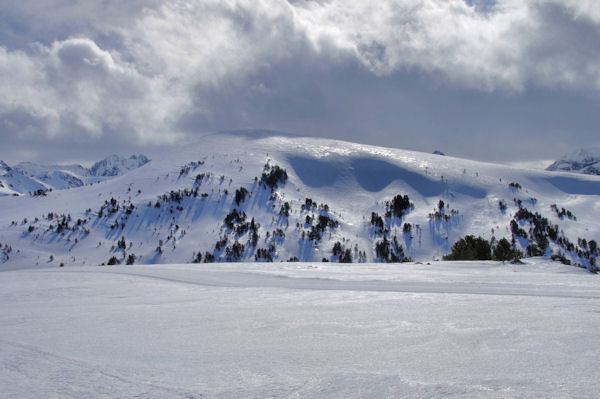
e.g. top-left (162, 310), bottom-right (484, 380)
top-left (0, 169), bottom-right (47, 197)
top-left (0, 130), bottom-right (599, 270)
top-left (546, 148), bottom-right (600, 175)
top-left (1, 259), bottom-right (598, 398)
top-left (13, 162), bottom-right (85, 190)
top-left (0, 154), bottom-right (150, 196)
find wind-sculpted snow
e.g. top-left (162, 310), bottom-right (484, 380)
top-left (287, 155), bottom-right (349, 188)
top-left (352, 157), bottom-right (444, 194)
top-left (352, 157), bottom-right (487, 198)
top-left (288, 155), bottom-right (487, 198)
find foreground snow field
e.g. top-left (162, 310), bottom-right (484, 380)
top-left (1, 259), bottom-right (598, 398)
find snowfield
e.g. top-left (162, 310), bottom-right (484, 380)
top-left (1, 259), bottom-right (598, 398)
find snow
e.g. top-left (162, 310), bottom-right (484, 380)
top-left (0, 259), bottom-right (598, 398)
top-left (0, 160), bottom-right (11, 173)
top-left (0, 154), bottom-right (150, 196)
top-left (546, 148), bottom-right (600, 175)
top-left (0, 130), bottom-right (599, 268)
top-left (0, 170), bottom-right (46, 196)
top-left (554, 148), bottom-right (600, 164)
top-left (1, 132), bottom-right (599, 396)
top-left (544, 175), bottom-right (600, 195)
top-left (89, 154), bottom-right (150, 177)
top-left (14, 161), bottom-right (89, 179)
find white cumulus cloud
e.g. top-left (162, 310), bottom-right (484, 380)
top-left (0, 0), bottom-right (599, 162)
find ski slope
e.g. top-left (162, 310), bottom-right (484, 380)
top-left (0, 259), bottom-right (598, 398)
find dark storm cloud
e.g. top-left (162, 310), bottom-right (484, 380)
top-left (0, 0), bottom-right (599, 165)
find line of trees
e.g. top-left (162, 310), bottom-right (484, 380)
top-left (444, 236), bottom-right (522, 261)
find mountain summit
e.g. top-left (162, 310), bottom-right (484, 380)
top-left (89, 154), bottom-right (150, 177)
top-left (546, 148), bottom-right (600, 175)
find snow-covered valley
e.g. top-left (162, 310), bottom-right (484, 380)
top-left (1, 259), bottom-right (598, 398)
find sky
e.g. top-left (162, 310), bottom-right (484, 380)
top-left (1, 0), bottom-right (599, 167)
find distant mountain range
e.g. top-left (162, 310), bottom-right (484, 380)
top-left (0, 154), bottom-right (150, 196)
top-left (546, 148), bottom-right (600, 175)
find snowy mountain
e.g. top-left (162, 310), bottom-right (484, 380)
top-left (546, 148), bottom-right (600, 175)
top-left (0, 160), bottom-right (10, 173)
top-left (0, 161), bottom-right (21, 196)
top-left (0, 154), bottom-right (150, 196)
top-left (0, 130), bottom-right (599, 270)
top-left (14, 161), bottom-right (89, 179)
top-left (89, 154), bottom-right (150, 177)
top-left (0, 169), bottom-right (46, 197)
top-left (13, 162), bottom-right (86, 191)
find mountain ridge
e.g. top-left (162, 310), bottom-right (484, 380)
top-left (546, 148), bottom-right (600, 175)
top-left (0, 132), bottom-right (598, 270)
top-left (0, 154), bottom-right (150, 196)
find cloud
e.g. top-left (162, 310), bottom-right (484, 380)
top-left (0, 0), bottom-right (599, 163)
top-left (0, 0), bottom-right (160, 48)
top-left (0, 1), bottom-right (313, 150)
top-left (554, 0), bottom-right (600, 25)
top-left (0, 37), bottom-right (189, 145)
top-left (293, 0), bottom-right (600, 91)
